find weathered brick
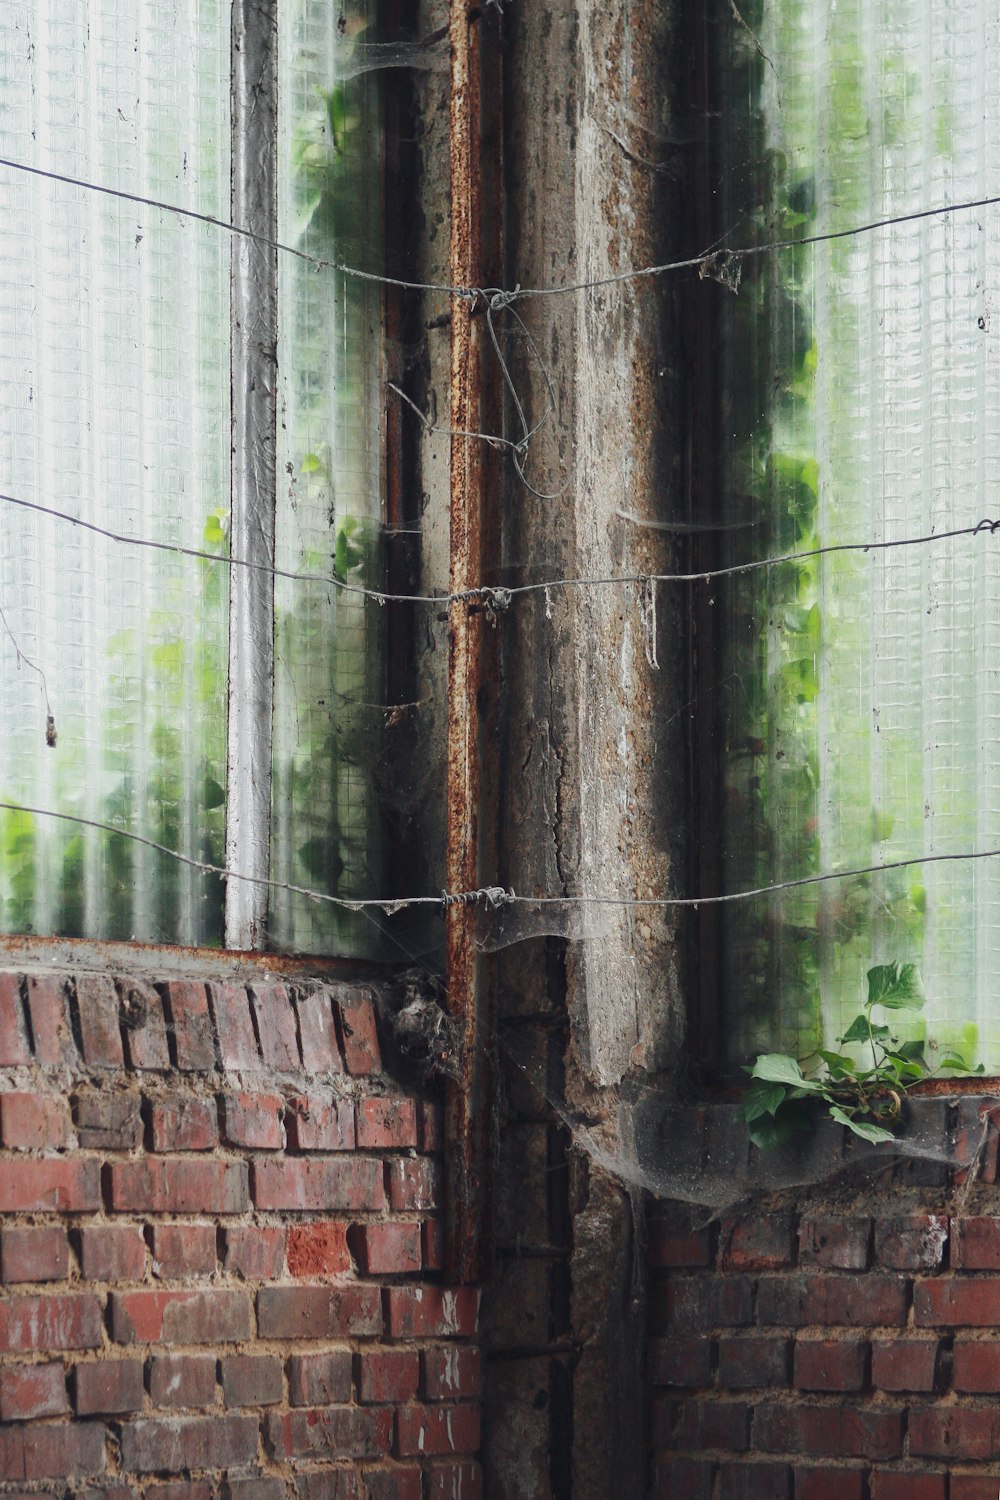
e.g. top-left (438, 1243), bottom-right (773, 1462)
top-left (794, 1470), bottom-right (865, 1500)
top-left (723, 1213), bottom-right (795, 1270)
top-left (910, 1405), bottom-right (1000, 1459)
top-left (74, 1360), bottom-right (145, 1415)
top-left (875, 1215), bottom-right (947, 1271)
top-left (296, 990), bottom-right (342, 1073)
top-left (651, 1458), bottom-right (715, 1500)
top-left (0, 1226), bottom-right (69, 1284)
top-left (648, 1336), bottom-right (713, 1388)
top-left (869, 1473), bottom-right (947, 1500)
top-left (793, 1338), bottom-right (867, 1392)
top-left (223, 1226), bottom-right (285, 1281)
top-left (717, 1336), bottom-right (789, 1390)
top-left (148, 1353), bottom-right (216, 1410)
top-left (109, 1158), bottom-right (248, 1214)
top-left (913, 1278), bottom-right (1000, 1326)
top-left (163, 981), bottom-right (216, 1071)
top-left (387, 1158), bottom-right (439, 1212)
top-left (74, 975), bottom-right (124, 1068)
top-left (266, 1406), bottom-right (393, 1461)
top-left (118, 1415), bottom-right (258, 1473)
top-left (664, 1277), bottom-right (754, 1331)
top-left (353, 1222), bottom-right (421, 1276)
top-left (427, 1461), bottom-right (483, 1500)
top-left (221, 1355), bottom-right (283, 1408)
top-left (0, 1157), bottom-right (100, 1212)
top-left (953, 1339), bottom-right (1000, 1391)
top-left (423, 1346), bottom-right (483, 1401)
top-left (252, 1157), bottom-right (384, 1212)
top-left (73, 1091), bottom-right (143, 1150)
top-left (719, 1462), bottom-right (792, 1500)
top-left (754, 1403), bottom-right (904, 1460)
top-left (396, 1403), bottom-right (480, 1457)
top-left (293, 1470), bottom-right (361, 1500)
top-left (257, 1285), bottom-right (382, 1340)
top-left (951, 1216), bottom-right (1000, 1270)
top-left (365, 1468), bottom-right (422, 1500)
top-left (286, 1222), bottom-right (352, 1278)
top-left (0, 1362), bottom-right (68, 1420)
top-left (223, 1481), bottom-right (288, 1500)
top-left (3, 1420), bottom-right (107, 1481)
top-left (674, 1398), bottom-right (750, 1452)
top-left (0, 1091), bottom-right (73, 1150)
top-left (335, 989), bottom-right (381, 1076)
top-left (757, 1274), bottom-right (908, 1327)
top-left (871, 1337), bottom-right (938, 1392)
top-left (25, 975), bottom-right (76, 1065)
top-left (798, 1218), bottom-right (871, 1270)
top-left (79, 1226), bottom-right (147, 1283)
top-left (385, 1286), bottom-right (478, 1340)
top-left (110, 1289), bottom-right (251, 1345)
top-left (142, 1486), bottom-right (212, 1500)
top-left (287, 1350), bottom-right (353, 1407)
top-left (422, 1219), bottom-right (444, 1272)
top-left (950, 1478), bottom-right (1000, 1500)
top-left (223, 1093), bottom-right (283, 1150)
top-left (419, 1101), bottom-right (443, 1153)
top-left (285, 1095), bottom-right (355, 1152)
top-left (359, 1350), bottom-right (420, 1404)
top-left (356, 1097), bottom-right (417, 1149)
top-left (149, 1096), bottom-right (218, 1152)
top-left (249, 983), bottom-right (300, 1070)
top-left (0, 1294), bottom-right (103, 1353)
top-left (0, 973), bottom-right (30, 1065)
top-left (118, 979), bottom-right (170, 1070)
top-left (210, 983), bottom-right (259, 1070)
top-left (149, 1224), bottom-right (217, 1278)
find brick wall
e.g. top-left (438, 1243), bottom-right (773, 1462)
top-left (647, 1098), bottom-right (1000, 1499)
top-left (0, 967), bottom-right (481, 1499)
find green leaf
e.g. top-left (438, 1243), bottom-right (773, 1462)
top-left (839, 1014), bottom-right (890, 1045)
top-left (300, 452), bottom-right (323, 474)
top-left (938, 1056), bottom-right (985, 1074)
top-left (747, 1103), bottom-right (811, 1152)
top-left (867, 962), bottom-right (924, 1011)
top-left (896, 1040), bottom-right (926, 1063)
top-left (202, 776), bottom-right (225, 811)
top-left (817, 1050), bottom-right (857, 1079)
top-left (750, 1054), bottom-right (823, 1091)
top-left (828, 1105), bottom-right (897, 1144)
top-left (742, 1078), bottom-right (788, 1122)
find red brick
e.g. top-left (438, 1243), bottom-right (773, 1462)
top-left (719, 1463), bottom-right (792, 1500)
top-left (0, 1362), bottom-right (68, 1420)
top-left (875, 1215), bottom-right (947, 1271)
top-left (757, 1274), bottom-right (908, 1327)
top-left (74, 1359), bottom-right (144, 1415)
top-left (665, 1277), bottom-right (754, 1330)
top-left (73, 1091), bottom-right (143, 1150)
top-left (74, 974), bottom-right (124, 1067)
top-left (359, 1351), bottom-right (420, 1404)
top-left (223, 1482), bottom-right (287, 1500)
top-left (163, 981), bottom-right (216, 1071)
top-left (118, 1414), bottom-right (257, 1472)
top-left (387, 1158), bottom-right (439, 1212)
top-left (223, 1225), bottom-right (285, 1281)
top-left (0, 1226), bottom-right (69, 1283)
top-left (675, 1398), bottom-right (750, 1451)
top-left (419, 1101), bottom-right (443, 1153)
top-left (119, 979), bottom-right (170, 1070)
top-left (7, 1421), bottom-right (106, 1480)
top-left (79, 1226), bottom-right (147, 1283)
top-left (287, 1222), bottom-right (352, 1278)
top-left (252, 1157), bottom-right (384, 1212)
top-left (257, 1285), bottom-right (382, 1339)
top-left (110, 1289), bottom-right (251, 1345)
top-left (0, 1294), bottom-right (103, 1353)
top-left (150, 1224), bottom-right (217, 1278)
top-left (648, 1336), bottom-right (713, 1387)
top-left (25, 975), bottom-right (76, 1065)
top-left (386, 1286), bottom-right (479, 1340)
top-left (148, 1353), bottom-right (216, 1409)
top-left (0, 1156), bottom-right (100, 1212)
top-left (423, 1347), bottom-right (483, 1401)
top-left (652, 1458), bottom-right (715, 1500)
top-left (951, 1479), bottom-right (1000, 1500)
top-left (793, 1338), bottom-right (867, 1392)
top-left (223, 1092), bottom-right (283, 1149)
top-left (366, 1469), bottom-right (422, 1500)
top-left (285, 1094), bottom-right (355, 1151)
top-left (336, 989), bottom-right (381, 1076)
top-left (266, 1406), bottom-right (393, 1460)
top-left (794, 1471), bottom-right (865, 1500)
top-left (292, 1475), bottom-right (361, 1500)
top-left (953, 1339), bottom-right (1000, 1391)
top-left (870, 1474), bottom-right (947, 1500)
top-left (0, 1091), bottom-right (73, 1149)
top-left (296, 989), bottom-right (343, 1072)
top-left (145, 1486), bottom-right (213, 1500)
top-left (723, 1213), bottom-right (795, 1270)
top-left (951, 1216), bottom-right (1000, 1270)
top-left (356, 1097), bottom-right (417, 1149)
top-left (287, 1350), bottom-right (353, 1406)
top-left (427, 1461), bottom-right (483, 1500)
top-left (150, 1096), bottom-right (218, 1152)
top-left (799, 1218), bottom-right (871, 1270)
top-left (871, 1338), bottom-right (938, 1392)
top-left (910, 1406), bottom-right (1000, 1459)
top-left (220, 1355), bottom-right (283, 1408)
top-left (249, 983), bottom-right (299, 1070)
top-left (354, 1223), bottom-right (421, 1276)
top-left (109, 1158), bottom-right (248, 1214)
top-left (755, 1402), bottom-right (904, 1460)
top-left (395, 1404), bottom-right (481, 1458)
top-left (0, 973), bottom-right (29, 1065)
top-left (422, 1219), bottom-right (444, 1272)
top-left (913, 1278), bottom-right (1000, 1326)
top-left (717, 1336), bottom-right (789, 1389)
top-left (210, 983), bottom-right (259, 1069)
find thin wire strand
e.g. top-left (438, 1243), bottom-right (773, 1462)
top-left (0, 600), bottom-right (52, 717)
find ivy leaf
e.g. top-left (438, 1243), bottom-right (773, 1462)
top-left (828, 1105), bottom-right (897, 1144)
top-left (743, 1078), bottom-right (788, 1122)
top-left (867, 962), bottom-right (924, 1011)
top-left (747, 1103), bottom-right (811, 1152)
top-left (817, 1050), bottom-right (857, 1079)
top-left (939, 1056), bottom-right (986, 1074)
top-left (840, 1014), bottom-right (891, 1045)
top-left (750, 1054), bottom-right (823, 1091)
top-left (896, 1040), bottom-right (926, 1063)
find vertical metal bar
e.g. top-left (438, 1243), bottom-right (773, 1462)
top-left (225, 0), bottom-right (277, 951)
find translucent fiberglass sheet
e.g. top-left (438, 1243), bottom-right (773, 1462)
top-left (0, 0), bottom-right (230, 944)
top-left (716, 0), bottom-right (1000, 1066)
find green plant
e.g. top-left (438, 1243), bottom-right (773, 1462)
top-left (741, 961), bottom-right (983, 1151)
